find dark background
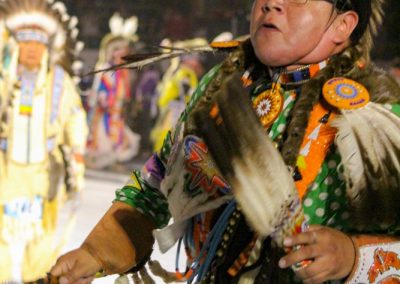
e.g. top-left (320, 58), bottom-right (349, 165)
top-left (63, 0), bottom-right (399, 60)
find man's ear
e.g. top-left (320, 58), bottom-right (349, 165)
top-left (332, 11), bottom-right (359, 44)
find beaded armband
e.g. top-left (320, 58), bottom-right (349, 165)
top-left (115, 170), bottom-right (171, 228)
top-left (346, 237), bottom-right (400, 284)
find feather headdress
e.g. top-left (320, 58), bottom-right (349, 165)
top-left (97, 13), bottom-right (139, 65)
top-left (109, 13), bottom-right (138, 42)
top-left (0, 0), bottom-right (84, 79)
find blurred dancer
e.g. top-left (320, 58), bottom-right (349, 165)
top-left (0, 0), bottom-right (87, 282)
top-left (134, 65), bottom-right (161, 157)
top-left (86, 13), bottom-right (140, 169)
top-left (151, 38), bottom-right (207, 151)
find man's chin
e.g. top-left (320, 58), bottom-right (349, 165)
top-left (257, 55), bottom-right (293, 68)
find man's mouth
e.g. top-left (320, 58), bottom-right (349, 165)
top-left (262, 23), bottom-right (279, 30)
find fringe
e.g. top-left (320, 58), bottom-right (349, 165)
top-left (115, 264), bottom-right (175, 284)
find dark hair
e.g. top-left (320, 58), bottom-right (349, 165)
top-left (327, 0), bottom-right (372, 43)
top-left (347, 0), bottom-right (372, 43)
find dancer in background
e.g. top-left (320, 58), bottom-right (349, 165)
top-left (134, 65), bottom-right (161, 157)
top-left (86, 13), bottom-right (140, 169)
top-left (0, 0), bottom-right (87, 282)
top-left (151, 38), bottom-right (207, 152)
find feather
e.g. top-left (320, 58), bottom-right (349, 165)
top-left (87, 46), bottom-right (214, 75)
top-left (90, 35), bottom-right (240, 75)
top-left (86, 53), bottom-right (179, 75)
top-left (74, 41), bottom-right (84, 54)
top-left (68, 15), bottom-right (78, 29)
top-left (331, 113), bottom-right (367, 201)
top-left (192, 72), bottom-right (302, 240)
top-left (72, 60), bottom-right (83, 72)
top-left (51, 1), bottom-right (66, 14)
top-left (212, 31), bottom-right (233, 43)
top-left (332, 102), bottom-right (400, 228)
top-left (70, 27), bottom-right (78, 39)
top-left (122, 15), bottom-right (138, 38)
top-left (109, 13), bottom-right (123, 35)
top-left (121, 52), bottom-right (167, 62)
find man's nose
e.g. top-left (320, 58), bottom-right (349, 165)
top-left (261, 0), bottom-right (284, 13)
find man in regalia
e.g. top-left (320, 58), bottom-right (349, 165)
top-left (0, 0), bottom-right (87, 282)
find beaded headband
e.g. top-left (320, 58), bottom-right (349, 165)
top-left (15, 29), bottom-right (49, 45)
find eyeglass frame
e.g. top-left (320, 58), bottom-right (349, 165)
top-left (260, 0), bottom-right (352, 12)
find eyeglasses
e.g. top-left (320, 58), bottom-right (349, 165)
top-left (261, 0), bottom-right (351, 11)
top-left (282, 0), bottom-right (337, 5)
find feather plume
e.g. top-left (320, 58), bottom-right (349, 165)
top-left (70, 27), bottom-right (78, 39)
top-left (89, 35), bottom-right (241, 76)
top-left (51, 1), bottom-right (66, 14)
top-left (192, 72), bottom-right (301, 239)
top-left (212, 31), bottom-right (233, 43)
top-left (122, 16), bottom-right (138, 38)
top-left (87, 45), bottom-right (214, 75)
top-left (332, 102), bottom-right (400, 228)
top-left (75, 41), bottom-right (84, 54)
top-left (68, 15), bottom-right (78, 29)
top-left (109, 13), bottom-right (124, 35)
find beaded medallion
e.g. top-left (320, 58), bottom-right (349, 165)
top-left (252, 84), bottom-right (284, 129)
top-left (322, 77), bottom-right (370, 110)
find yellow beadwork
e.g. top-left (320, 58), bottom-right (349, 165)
top-left (322, 77), bottom-right (370, 110)
top-left (252, 83), bottom-right (284, 128)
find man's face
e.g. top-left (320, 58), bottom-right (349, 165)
top-left (18, 41), bottom-right (47, 70)
top-left (250, 0), bottom-right (338, 67)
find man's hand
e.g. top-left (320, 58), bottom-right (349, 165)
top-left (279, 225), bottom-right (356, 284)
top-left (50, 248), bottom-right (101, 284)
